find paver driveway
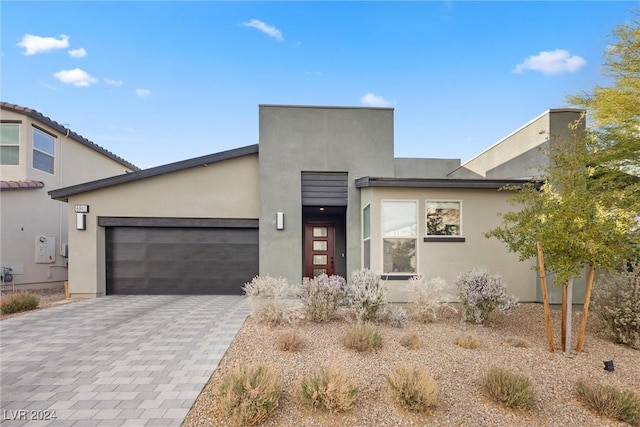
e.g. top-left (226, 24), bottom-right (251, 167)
top-left (0, 295), bottom-right (250, 426)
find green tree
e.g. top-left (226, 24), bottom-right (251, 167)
top-left (486, 118), bottom-right (639, 355)
top-left (568, 11), bottom-right (640, 178)
top-left (487, 11), bottom-right (640, 355)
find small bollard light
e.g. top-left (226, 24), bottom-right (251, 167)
top-left (603, 360), bottom-right (615, 372)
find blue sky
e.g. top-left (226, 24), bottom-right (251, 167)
top-left (1, 1), bottom-right (637, 169)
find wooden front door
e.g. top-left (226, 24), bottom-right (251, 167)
top-left (304, 222), bottom-right (335, 277)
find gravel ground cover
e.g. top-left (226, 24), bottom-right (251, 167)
top-left (183, 304), bottom-right (639, 427)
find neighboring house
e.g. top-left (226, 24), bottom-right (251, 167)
top-left (49, 105), bottom-right (584, 302)
top-left (0, 102), bottom-right (138, 290)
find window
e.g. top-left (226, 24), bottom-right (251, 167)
top-left (33, 127), bottom-right (55, 173)
top-left (382, 201), bottom-right (417, 274)
top-left (0, 124), bottom-right (19, 165)
top-left (362, 205), bottom-right (371, 269)
top-left (426, 201), bottom-right (461, 236)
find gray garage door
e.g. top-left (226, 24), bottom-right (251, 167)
top-left (104, 221), bottom-right (258, 295)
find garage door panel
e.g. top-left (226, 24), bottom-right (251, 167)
top-left (106, 226), bottom-right (258, 295)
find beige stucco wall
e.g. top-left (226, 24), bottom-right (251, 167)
top-left (456, 109), bottom-right (584, 179)
top-left (361, 187), bottom-right (537, 302)
top-left (65, 154), bottom-right (259, 297)
top-left (1, 109), bottom-right (135, 289)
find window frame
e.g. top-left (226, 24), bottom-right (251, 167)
top-left (0, 122), bottom-right (20, 166)
top-left (32, 126), bottom-right (56, 174)
top-left (381, 199), bottom-right (418, 275)
top-left (362, 204), bottom-right (371, 269)
top-left (424, 199), bottom-right (466, 242)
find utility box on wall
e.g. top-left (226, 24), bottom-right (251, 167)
top-left (35, 235), bottom-right (56, 264)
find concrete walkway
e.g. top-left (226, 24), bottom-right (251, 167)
top-left (0, 295), bottom-right (250, 426)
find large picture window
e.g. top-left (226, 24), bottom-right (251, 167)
top-left (426, 201), bottom-right (461, 236)
top-left (33, 127), bottom-right (55, 173)
top-left (382, 200), bottom-right (417, 274)
top-left (0, 123), bottom-right (19, 165)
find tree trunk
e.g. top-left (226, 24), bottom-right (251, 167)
top-left (564, 278), bottom-right (574, 356)
top-left (561, 285), bottom-right (567, 350)
top-left (576, 267), bottom-right (596, 352)
top-left (536, 242), bottom-right (554, 352)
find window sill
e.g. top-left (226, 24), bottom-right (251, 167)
top-left (423, 237), bottom-right (466, 242)
top-left (381, 274), bottom-right (418, 280)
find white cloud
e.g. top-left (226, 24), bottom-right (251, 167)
top-left (136, 88), bottom-right (151, 97)
top-left (104, 78), bottom-right (123, 86)
top-left (513, 49), bottom-right (586, 75)
top-left (360, 93), bottom-right (390, 107)
top-left (18, 34), bottom-right (69, 55)
top-left (53, 68), bottom-right (97, 87)
top-left (68, 48), bottom-right (87, 58)
top-left (305, 70), bottom-right (323, 76)
top-left (242, 19), bottom-right (284, 42)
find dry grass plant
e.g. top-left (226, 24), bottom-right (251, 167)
top-left (0, 291), bottom-right (40, 314)
top-left (276, 329), bottom-right (305, 352)
top-left (482, 366), bottom-right (536, 410)
top-left (575, 379), bottom-right (640, 426)
top-left (343, 322), bottom-right (383, 352)
top-left (216, 364), bottom-right (282, 426)
top-left (298, 365), bottom-right (358, 412)
top-left (386, 364), bottom-right (438, 413)
top-left (399, 332), bottom-right (420, 350)
top-left (454, 333), bottom-right (480, 349)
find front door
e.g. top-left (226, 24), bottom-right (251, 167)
top-left (304, 222), bottom-right (335, 277)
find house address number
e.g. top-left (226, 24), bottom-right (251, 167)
top-left (74, 204), bottom-right (89, 213)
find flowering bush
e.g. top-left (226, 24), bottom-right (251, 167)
top-left (408, 276), bottom-right (458, 323)
top-left (592, 266), bottom-right (640, 349)
top-left (349, 269), bottom-right (387, 322)
top-left (242, 276), bottom-right (304, 326)
top-left (386, 305), bottom-right (408, 328)
top-left (455, 268), bottom-right (518, 324)
top-left (301, 274), bottom-right (349, 322)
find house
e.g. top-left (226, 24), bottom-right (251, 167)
top-left (0, 102), bottom-right (138, 291)
top-left (48, 105), bottom-right (584, 302)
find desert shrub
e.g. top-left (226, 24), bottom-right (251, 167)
top-left (343, 322), bottom-right (383, 352)
top-left (399, 332), bottom-right (420, 350)
top-left (505, 337), bottom-right (531, 348)
top-left (454, 333), bottom-right (479, 349)
top-left (276, 329), bottom-right (305, 352)
top-left (216, 364), bottom-right (282, 426)
top-left (592, 266), bottom-right (640, 349)
top-left (350, 269), bottom-right (387, 322)
top-left (0, 292), bottom-right (39, 314)
top-left (408, 276), bottom-right (458, 323)
top-left (386, 364), bottom-right (438, 413)
top-left (455, 268), bottom-right (518, 324)
top-left (387, 305), bottom-right (408, 328)
top-left (300, 274), bottom-right (348, 322)
top-left (242, 276), bottom-right (304, 326)
top-left (298, 365), bottom-right (358, 412)
top-left (483, 367), bottom-right (536, 410)
top-left (575, 379), bottom-right (640, 426)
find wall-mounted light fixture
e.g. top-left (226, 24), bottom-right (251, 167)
top-left (76, 213), bottom-right (86, 230)
top-left (276, 212), bottom-right (284, 230)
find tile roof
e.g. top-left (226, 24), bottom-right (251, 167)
top-left (1, 180), bottom-right (45, 190)
top-left (1, 101), bottom-right (139, 171)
